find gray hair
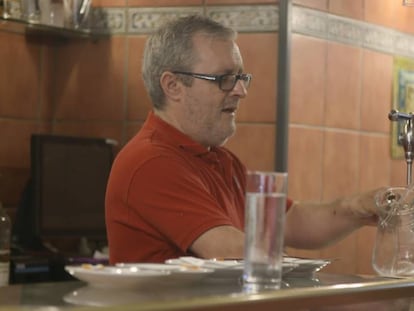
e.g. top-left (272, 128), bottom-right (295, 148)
top-left (142, 14), bottom-right (237, 109)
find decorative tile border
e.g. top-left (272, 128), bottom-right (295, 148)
top-left (128, 7), bottom-right (203, 34)
top-left (91, 4), bottom-right (414, 58)
top-left (206, 5), bottom-right (278, 33)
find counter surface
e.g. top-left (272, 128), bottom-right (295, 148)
top-left (1, 271), bottom-right (414, 311)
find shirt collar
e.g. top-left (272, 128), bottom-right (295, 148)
top-left (148, 111), bottom-right (212, 157)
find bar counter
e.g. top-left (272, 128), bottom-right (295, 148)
top-left (1, 271), bottom-right (414, 311)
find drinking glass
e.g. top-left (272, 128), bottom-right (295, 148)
top-left (243, 171), bottom-right (288, 292)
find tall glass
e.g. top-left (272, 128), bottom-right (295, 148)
top-left (243, 171), bottom-right (288, 292)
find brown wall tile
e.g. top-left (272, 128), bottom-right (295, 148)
top-left (290, 35), bottom-right (326, 126)
top-left (127, 36), bottom-right (152, 121)
top-left (0, 33), bottom-right (42, 119)
top-left (328, 0), bottom-right (363, 20)
top-left (236, 33), bottom-right (278, 123)
top-left (391, 159), bottom-right (409, 187)
top-left (361, 50), bottom-right (393, 133)
top-left (325, 42), bottom-right (362, 130)
top-left (293, 0), bottom-right (327, 10)
top-left (288, 125), bottom-right (324, 201)
top-left (54, 37), bottom-right (126, 121)
top-left (359, 134), bottom-right (390, 191)
top-left (93, 0), bottom-right (126, 7)
top-left (206, 0), bottom-right (275, 4)
top-left (225, 123), bottom-right (275, 171)
top-left (364, 0), bottom-right (396, 29)
top-left (356, 226), bottom-right (376, 275)
top-left (322, 130), bottom-right (359, 200)
top-left (0, 120), bottom-right (46, 168)
top-left (319, 232), bottom-right (358, 274)
top-left (52, 121), bottom-right (123, 142)
top-left (127, 0), bottom-right (203, 6)
top-left (394, 2), bottom-right (414, 35)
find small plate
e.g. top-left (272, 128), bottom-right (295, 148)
top-left (65, 264), bottom-right (170, 289)
top-left (283, 256), bottom-right (331, 277)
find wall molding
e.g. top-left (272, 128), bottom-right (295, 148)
top-left (90, 4), bottom-right (414, 58)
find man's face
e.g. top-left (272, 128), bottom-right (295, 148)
top-left (177, 33), bottom-right (248, 147)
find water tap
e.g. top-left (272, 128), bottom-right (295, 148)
top-left (389, 109), bottom-right (414, 185)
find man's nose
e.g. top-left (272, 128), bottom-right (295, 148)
top-left (231, 79), bottom-right (248, 97)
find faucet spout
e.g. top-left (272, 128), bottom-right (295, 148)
top-left (389, 109), bottom-right (414, 185)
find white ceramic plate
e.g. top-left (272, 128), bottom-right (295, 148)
top-left (165, 257), bottom-right (243, 269)
top-left (165, 257), bottom-right (298, 279)
top-left (115, 262), bottom-right (215, 284)
top-left (116, 263), bottom-right (184, 271)
top-left (65, 265), bottom-right (170, 289)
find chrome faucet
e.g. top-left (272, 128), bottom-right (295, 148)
top-left (389, 109), bottom-right (414, 185)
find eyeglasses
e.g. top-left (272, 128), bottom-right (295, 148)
top-left (172, 71), bottom-right (252, 91)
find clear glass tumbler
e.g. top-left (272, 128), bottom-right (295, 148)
top-left (243, 171), bottom-right (288, 292)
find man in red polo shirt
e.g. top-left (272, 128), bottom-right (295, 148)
top-left (105, 15), bottom-right (378, 264)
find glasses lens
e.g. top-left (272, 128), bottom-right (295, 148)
top-left (219, 74), bottom-right (251, 91)
top-left (241, 74), bottom-right (251, 89)
top-left (219, 74), bottom-right (237, 91)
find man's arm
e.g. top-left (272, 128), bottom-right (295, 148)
top-left (284, 189), bottom-right (379, 249)
top-left (189, 225), bottom-right (245, 259)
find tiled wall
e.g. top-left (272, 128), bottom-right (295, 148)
top-left (1, 0), bottom-right (414, 274)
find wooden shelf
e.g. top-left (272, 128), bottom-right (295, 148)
top-left (0, 16), bottom-right (105, 40)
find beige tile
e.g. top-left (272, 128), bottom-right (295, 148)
top-left (325, 42), bottom-right (362, 130)
top-left (225, 123), bottom-right (275, 171)
top-left (290, 34), bottom-right (326, 126)
top-left (236, 33), bottom-right (278, 123)
top-left (328, 0), bottom-right (363, 20)
top-left (361, 50), bottom-right (393, 133)
top-left (288, 126), bottom-right (324, 201)
top-left (292, 0), bottom-right (327, 10)
top-left (359, 134), bottom-right (390, 191)
top-left (54, 37), bottom-right (126, 121)
top-left (322, 130), bottom-right (359, 201)
top-left (127, 37), bottom-right (152, 121)
top-left (0, 32), bottom-right (42, 119)
top-left (364, 0), bottom-right (396, 29)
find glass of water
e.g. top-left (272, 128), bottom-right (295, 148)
top-left (243, 171), bottom-right (288, 292)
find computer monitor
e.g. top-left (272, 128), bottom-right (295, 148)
top-left (29, 134), bottom-right (116, 241)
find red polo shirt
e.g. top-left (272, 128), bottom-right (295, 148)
top-left (105, 112), bottom-right (247, 263)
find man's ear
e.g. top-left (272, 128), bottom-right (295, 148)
top-left (160, 71), bottom-right (183, 101)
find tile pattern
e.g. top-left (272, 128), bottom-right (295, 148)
top-left (88, 4), bottom-right (414, 58)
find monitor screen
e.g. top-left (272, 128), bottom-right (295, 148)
top-left (30, 134), bottom-right (115, 240)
